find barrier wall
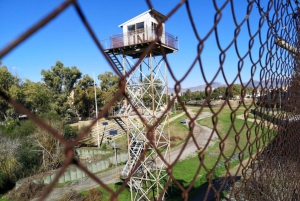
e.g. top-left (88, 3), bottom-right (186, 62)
top-left (76, 148), bottom-right (110, 159)
top-left (43, 152), bottom-right (128, 184)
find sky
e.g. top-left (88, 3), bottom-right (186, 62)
top-left (0, 0), bottom-right (290, 88)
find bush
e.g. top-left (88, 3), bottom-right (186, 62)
top-left (7, 181), bottom-right (45, 201)
top-left (0, 119), bottom-right (36, 138)
top-left (0, 172), bottom-right (15, 195)
top-left (0, 137), bottom-right (21, 193)
top-left (17, 141), bottom-right (41, 177)
top-left (85, 188), bottom-right (102, 201)
top-left (0, 118), bottom-right (18, 136)
top-left (64, 125), bottom-right (79, 140)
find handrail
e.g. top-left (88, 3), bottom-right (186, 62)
top-left (100, 28), bottom-right (178, 50)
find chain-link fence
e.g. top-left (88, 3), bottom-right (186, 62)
top-left (1, 0), bottom-right (300, 200)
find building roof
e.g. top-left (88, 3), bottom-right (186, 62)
top-left (118, 8), bottom-right (166, 28)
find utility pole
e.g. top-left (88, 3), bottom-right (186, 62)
top-left (93, 72), bottom-right (99, 148)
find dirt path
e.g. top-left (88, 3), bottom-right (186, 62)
top-left (33, 109), bottom-right (216, 201)
top-left (170, 111), bottom-right (217, 162)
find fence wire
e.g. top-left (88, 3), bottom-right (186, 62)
top-left (1, 0), bottom-right (300, 200)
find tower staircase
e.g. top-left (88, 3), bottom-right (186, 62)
top-left (121, 140), bottom-right (144, 179)
top-left (105, 51), bottom-right (144, 181)
top-left (106, 52), bottom-right (124, 74)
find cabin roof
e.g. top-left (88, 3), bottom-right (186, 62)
top-left (118, 8), bottom-right (166, 28)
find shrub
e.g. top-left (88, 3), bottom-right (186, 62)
top-left (0, 137), bottom-right (21, 193)
top-left (17, 141), bottom-right (40, 177)
top-left (85, 188), bottom-right (103, 201)
top-left (64, 125), bottom-right (79, 140)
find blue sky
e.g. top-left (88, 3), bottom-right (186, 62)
top-left (0, 0), bottom-right (278, 88)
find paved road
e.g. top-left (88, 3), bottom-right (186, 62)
top-left (33, 110), bottom-right (216, 201)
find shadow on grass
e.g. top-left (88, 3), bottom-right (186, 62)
top-left (166, 176), bottom-right (241, 201)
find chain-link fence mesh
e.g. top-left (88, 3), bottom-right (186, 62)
top-left (1, 0), bottom-right (300, 200)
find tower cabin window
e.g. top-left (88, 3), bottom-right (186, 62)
top-left (136, 22), bottom-right (144, 32)
top-left (128, 24), bottom-right (135, 32)
top-left (127, 22), bottom-right (144, 33)
top-left (127, 22), bottom-right (145, 45)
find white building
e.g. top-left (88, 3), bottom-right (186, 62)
top-left (106, 9), bottom-right (178, 58)
top-left (119, 9), bottom-right (166, 46)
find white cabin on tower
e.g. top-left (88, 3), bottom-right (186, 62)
top-left (119, 9), bottom-right (166, 46)
top-left (103, 9), bottom-right (178, 59)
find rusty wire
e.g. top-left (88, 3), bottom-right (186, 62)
top-left (1, 0), bottom-right (300, 200)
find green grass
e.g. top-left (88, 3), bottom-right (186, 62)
top-left (168, 110), bottom-right (184, 119)
top-left (197, 107), bottom-right (274, 154)
top-left (167, 106), bottom-right (276, 200)
top-left (167, 113), bottom-right (190, 147)
top-left (78, 105), bottom-right (276, 200)
top-left (0, 194), bottom-right (8, 201)
top-left (80, 183), bottom-right (131, 200)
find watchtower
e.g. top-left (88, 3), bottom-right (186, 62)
top-left (102, 9), bottom-right (178, 200)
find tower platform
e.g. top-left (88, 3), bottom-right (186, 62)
top-left (102, 30), bottom-right (178, 58)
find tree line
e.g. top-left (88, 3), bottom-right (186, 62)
top-left (178, 85), bottom-right (254, 103)
top-left (0, 61), bottom-right (120, 123)
top-left (0, 60), bottom-right (120, 194)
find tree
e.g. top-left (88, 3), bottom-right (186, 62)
top-left (22, 80), bottom-right (52, 114)
top-left (98, 71), bottom-right (119, 108)
top-left (31, 113), bottom-right (65, 171)
top-left (231, 84), bottom-right (242, 98)
top-left (0, 62), bottom-right (22, 120)
top-left (211, 86), bottom-right (226, 99)
top-left (41, 61), bottom-right (82, 116)
top-left (74, 75), bottom-right (100, 117)
top-left (245, 86), bottom-right (253, 97)
top-left (199, 91), bottom-right (206, 99)
top-left (185, 89), bottom-right (192, 101)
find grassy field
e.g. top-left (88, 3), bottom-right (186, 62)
top-left (167, 105), bottom-right (276, 200)
top-left (0, 105), bottom-right (277, 201)
top-left (76, 105), bottom-right (276, 200)
top-left (32, 106), bottom-right (277, 201)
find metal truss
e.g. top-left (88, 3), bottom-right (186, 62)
top-left (117, 53), bottom-right (171, 201)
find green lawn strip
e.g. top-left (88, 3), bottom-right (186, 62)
top-left (169, 114), bottom-right (189, 130)
top-left (0, 195), bottom-right (9, 201)
top-left (169, 110), bottom-right (184, 119)
top-left (168, 143), bottom-right (220, 200)
top-left (168, 107), bottom-right (275, 200)
top-left (79, 183), bottom-right (131, 200)
top-left (168, 114), bottom-right (190, 147)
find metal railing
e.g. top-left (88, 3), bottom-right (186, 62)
top-left (100, 28), bottom-right (178, 50)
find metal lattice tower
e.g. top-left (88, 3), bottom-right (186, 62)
top-left (122, 53), bottom-right (171, 200)
top-left (102, 9), bottom-right (178, 200)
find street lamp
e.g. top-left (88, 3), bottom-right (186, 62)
top-left (109, 130), bottom-right (118, 167)
top-left (100, 122), bottom-right (108, 147)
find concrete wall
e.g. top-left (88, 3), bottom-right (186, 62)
top-left (43, 152), bottom-right (128, 184)
top-left (76, 148), bottom-right (110, 159)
